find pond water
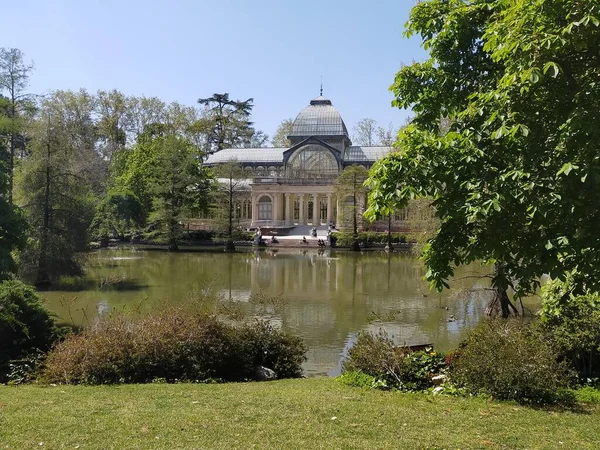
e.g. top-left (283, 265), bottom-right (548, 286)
top-left (41, 247), bottom-right (495, 376)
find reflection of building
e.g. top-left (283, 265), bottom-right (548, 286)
top-left (205, 95), bottom-right (404, 231)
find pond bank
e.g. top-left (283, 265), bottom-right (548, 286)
top-left (1, 379), bottom-right (598, 449)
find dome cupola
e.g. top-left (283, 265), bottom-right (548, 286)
top-left (290, 96), bottom-right (349, 138)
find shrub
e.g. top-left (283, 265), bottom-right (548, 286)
top-left (185, 230), bottom-right (215, 241)
top-left (214, 230), bottom-right (254, 243)
top-left (331, 232), bottom-right (407, 247)
top-left (42, 308), bottom-right (307, 384)
top-left (539, 277), bottom-right (600, 379)
top-left (0, 280), bottom-right (62, 382)
top-left (451, 319), bottom-right (573, 404)
top-left (239, 320), bottom-right (307, 379)
top-left (343, 330), bottom-right (445, 390)
top-left (574, 386), bottom-right (600, 404)
top-left (337, 371), bottom-right (381, 389)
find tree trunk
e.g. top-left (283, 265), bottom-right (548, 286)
top-left (485, 262), bottom-right (519, 318)
top-left (36, 134), bottom-right (52, 287)
top-left (8, 89), bottom-right (16, 205)
top-left (228, 176), bottom-right (233, 240)
top-left (350, 173), bottom-right (360, 252)
top-left (485, 286), bottom-right (519, 318)
top-left (385, 213), bottom-right (393, 251)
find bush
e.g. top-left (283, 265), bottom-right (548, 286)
top-left (214, 230), bottom-right (254, 243)
top-left (337, 371), bottom-right (382, 389)
top-left (0, 280), bottom-right (62, 383)
top-left (185, 230), bottom-right (215, 241)
top-left (451, 319), bottom-right (573, 404)
top-left (331, 232), bottom-right (407, 247)
top-left (539, 277), bottom-right (600, 379)
top-left (343, 330), bottom-right (445, 391)
top-left (42, 308), bottom-right (307, 384)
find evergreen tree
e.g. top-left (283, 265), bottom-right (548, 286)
top-left (17, 95), bottom-right (97, 285)
top-left (197, 93), bottom-right (254, 154)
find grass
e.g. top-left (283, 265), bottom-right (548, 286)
top-left (0, 378), bottom-right (599, 450)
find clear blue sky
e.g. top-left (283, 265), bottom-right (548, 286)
top-left (1, 0), bottom-right (426, 139)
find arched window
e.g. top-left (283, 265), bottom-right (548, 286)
top-left (256, 166), bottom-right (266, 176)
top-left (267, 166), bottom-right (278, 176)
top-left (257, 196), bottom-right (272, 220)
top-left (244, 166), bottom-right (254, 177)
top-left (286, 144), bottom-right (339, 179)
top-left (320, 198), bottom-right (328, 221)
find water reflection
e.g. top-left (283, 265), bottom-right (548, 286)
top-left (42, 248), bottom-right (492, 376)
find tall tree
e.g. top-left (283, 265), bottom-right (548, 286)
top-left (0, 48), bottom-right (34, 203)
top-left (353, 118), bottom-right (377, 146)
top-left (271, 119), bottom-right (293, 147)
top-left (146, 135), bottom-right (211, 251)
top-left (366, 0), bottom-right (600, 316)
top-left (212, 160), bottom-right (247, 251)
top-left (0, 103), bottom-right (27, 279)
top-left (95, 89), bottom-right (128, 160)
top-left (336, 165), bottom-right (369, 251)
top-left (376, 123), bottom-right (397, 146)
top-left (17, 95), bottom-right (98, 285)
top-left (197, 93), bottom-right (254, 154)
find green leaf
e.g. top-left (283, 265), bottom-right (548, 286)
top-left (557, 163), bottom-right (578, 176)
top-left (529, 71), bottom-right (540, 84)
top-left (543, 62), bottom-right (560, 78)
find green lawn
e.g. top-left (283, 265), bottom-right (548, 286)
top-left (0, 378), bottom-right (598, 450)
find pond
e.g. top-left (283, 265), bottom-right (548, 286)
top-left (41, 247), bottom-right (494, 376)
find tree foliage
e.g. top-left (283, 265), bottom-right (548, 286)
top-left (271, 118), bottom-right (293, 148)
top-left (353, 118), bottom-right (377, 146)
top-left (0, 47), bottom-right (34, 203)
top-left (212, 160), bottom-right (248, 249)
top-left (0, 280), bottom-right (61, 382)
top-left (146, 135), bottom-right (211, 250)
top-left (336, 165), bottom-right (369, 248)
top-left (0, 111), bottom-right (27, 279)
top-left (16, 93), bottom-right (99, 285)
top-left (366, 0), bottom-right (600, 302)
top-left (106, 130), bottom-right (211, 249)
top-left (353, 118), bottom-right (399, 147)
top-left (197, 93), bottom-right (255, 154)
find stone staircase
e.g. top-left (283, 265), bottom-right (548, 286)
top-left (286, 225), bottom-right (329, 238)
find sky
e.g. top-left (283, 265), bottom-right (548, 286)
top-left (1, 0), bottom-right (427, 140)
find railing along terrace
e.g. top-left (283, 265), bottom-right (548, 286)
top-left (252, 177), bottom-right (335, 185)
top-left (252, 220), bottom-right (295, 228)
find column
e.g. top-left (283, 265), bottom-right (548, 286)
top-left (326, 194), bottom-right (333, 225)
top-left (312, 194), bottom-right (319, 225)
top-left (251, 193), bottom-right (257, 225)
top-left (285, 193), bottom-right (293, 226)
top-left (335, 196), bottom-right (341, 227)
top-left (298, 194), bottom-right (305, 225)
top-left (273, 193), bottom-right (280, 223)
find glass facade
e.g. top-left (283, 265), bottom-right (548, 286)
top-left (286, 144), bottom-right (339, 179)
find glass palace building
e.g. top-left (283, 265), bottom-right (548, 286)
top-left (205, 95), bottom-right (399, 231)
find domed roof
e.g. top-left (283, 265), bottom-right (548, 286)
top-left (290, 96), bottom-right (349, 137)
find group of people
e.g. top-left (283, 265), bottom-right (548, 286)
top-left (254, 223), bottom-right (336, 247)
top-left (300, 224), bottom-right (335, 247)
